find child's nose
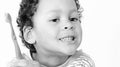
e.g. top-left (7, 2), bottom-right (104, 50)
top-left (64, 25), bottom-right (73, 30)
top-left (62, 21), bottom-right (74, 30)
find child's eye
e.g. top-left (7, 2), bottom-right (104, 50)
top-left (50, 18), bottom-right (60, 23)
top-left (69, 17), bottom-right (78, 22)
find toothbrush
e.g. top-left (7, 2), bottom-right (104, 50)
top-left (5, 13), bottom-right (24, 59)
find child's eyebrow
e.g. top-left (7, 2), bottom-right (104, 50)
top-left (70, 9), bottom-right (78, 13)
top-left (47, 9), bottom-right (77, 14)
top-left (47, 9), bottom-right (62, 14)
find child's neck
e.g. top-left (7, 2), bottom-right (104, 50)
top-left (33, 51), bottom-right (70, 67)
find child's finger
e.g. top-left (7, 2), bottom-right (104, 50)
top-left (5, 13), bottom-right (16, 40)
top-left (5, 13), bottom-right (23, 59)
top-left (5, 13), bottom-right (12, 23)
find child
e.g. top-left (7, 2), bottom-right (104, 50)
top-left (7, 0), bottom-right (95, 67)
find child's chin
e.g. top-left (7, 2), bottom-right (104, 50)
top-left (60, 46), bottom-right (78, 55)
top-left (62, 48), bottom-right (77, 55)
top-left (66, 51), bottom-right (76, 55)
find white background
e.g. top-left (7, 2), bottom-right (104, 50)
top-left (0, 0), bottom-right (120, 67)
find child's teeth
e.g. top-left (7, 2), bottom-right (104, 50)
top-left (61, 37), bottom-right (73, 42)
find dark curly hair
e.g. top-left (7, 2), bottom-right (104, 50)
top-left (16, 0), bottom-right (82, 59)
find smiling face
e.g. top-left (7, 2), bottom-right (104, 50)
top-left (32, 0), bottom-right (82, 55)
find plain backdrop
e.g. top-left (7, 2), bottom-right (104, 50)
top-left (0, 0), bottom-right (120, 67)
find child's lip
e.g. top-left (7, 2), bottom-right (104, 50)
top-left (58, 35), bottom-right (77, 44)
top-left (58, 35), bottom-right (76, 40)
top-left (58, 31), bottom-right (77, 39)
top-left (58, 33), bottom-right (77, 43)
top-left (57, 31), bottom-right (77, 43)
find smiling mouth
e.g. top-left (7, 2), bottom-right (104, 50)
top-left (58, 36), bottom-right (76, 43)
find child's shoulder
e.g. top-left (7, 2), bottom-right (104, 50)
top-left (65, 50), bottom-right (95, 67)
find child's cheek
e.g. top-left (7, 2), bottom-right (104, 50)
top-left (75, 24), bottom-right (82, 39)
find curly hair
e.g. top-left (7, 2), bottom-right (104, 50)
top-left (16, 0), bottom-right (82, 58)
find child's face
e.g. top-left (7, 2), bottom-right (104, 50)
top-left (32, 0), bottom-right (82, 55)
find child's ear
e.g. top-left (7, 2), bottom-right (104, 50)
top-left (23, 26), bottom-right (36, 44)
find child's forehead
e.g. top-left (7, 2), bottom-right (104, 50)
top-left (37, 0), bottom-right (77, 13)
top-left (40, 0), bottom-right (74, 3)
top-left (40, 0), bottom-right (76, 6)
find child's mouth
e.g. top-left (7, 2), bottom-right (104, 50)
top-left (58, 35), bottom-right (76, 44)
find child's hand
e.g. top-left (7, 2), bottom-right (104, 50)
top-left (8, 54), bottom-right (40, 67)
top-left (5, 13), bottom-right (40, 67)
